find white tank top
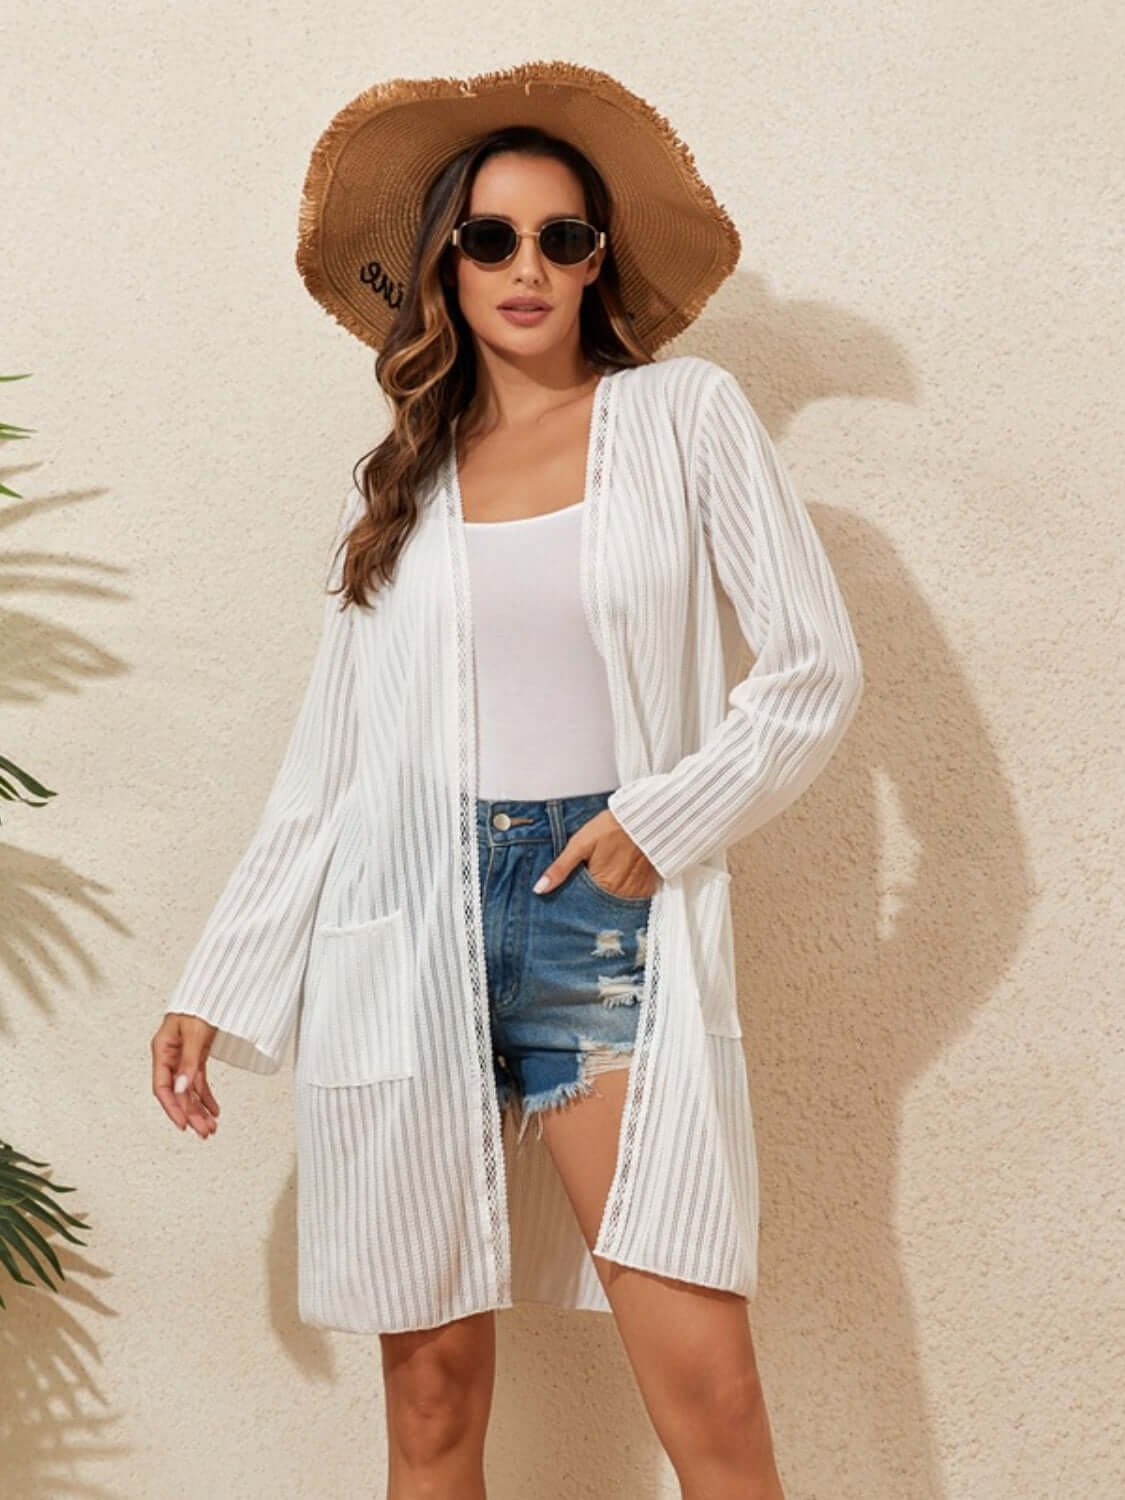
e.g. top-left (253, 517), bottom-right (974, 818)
top-left (463, 500), bottom-right (619, 800)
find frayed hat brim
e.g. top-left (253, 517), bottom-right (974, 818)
top-left (295, 59), bottom-right (741, 353)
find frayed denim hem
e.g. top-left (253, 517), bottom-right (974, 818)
top-left (506, 1039), bottom-right (636, 1147)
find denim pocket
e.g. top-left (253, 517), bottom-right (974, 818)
top-left (573, 861), bottom-right (654, 909)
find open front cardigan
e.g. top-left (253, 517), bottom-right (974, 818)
top-left (165, 353), bottom-right (864, 1333)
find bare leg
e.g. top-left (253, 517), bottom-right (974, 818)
top-left (536, 1065), bottom-right (786, 1499)
top-left (380, 1308), bottom-right (496, 1500)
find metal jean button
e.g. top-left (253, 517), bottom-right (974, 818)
top-left (492, 811), bottom-right (511, 830)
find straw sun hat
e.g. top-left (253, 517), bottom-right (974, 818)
top-left (295, 59), bottom-right (741, 354)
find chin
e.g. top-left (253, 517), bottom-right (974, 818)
top-left (483, 323), bottom-right (562, 356)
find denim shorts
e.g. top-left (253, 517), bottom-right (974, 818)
top-left (476, 788), bottom-right (654, 1145)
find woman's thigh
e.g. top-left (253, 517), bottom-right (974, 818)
top-left (538, 1075), bottom-right (766, 1452)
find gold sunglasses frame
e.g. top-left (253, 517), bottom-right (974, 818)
top-left (450, 215), bottom-right (606, 267)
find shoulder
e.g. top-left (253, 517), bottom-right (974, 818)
top-left (616, 356), bottom-right (745, 464)
top-left (619, 353), bottom-right (731, 403)
top-left (335, 482), bottom-right (366, 539)
top-left (618, 355), bottom-right (743, 435)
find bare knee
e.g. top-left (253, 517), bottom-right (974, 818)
top-left (387, 1377), bottom-right (477, 1468)
top-left (380, 1314), bottom-right (494, 1469)
top-left (666, 1362), bottom-right (768, 1455)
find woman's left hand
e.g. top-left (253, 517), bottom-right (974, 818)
top-left (532, 809), bottom-right (659, 900)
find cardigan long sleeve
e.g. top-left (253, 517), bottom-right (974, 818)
top-left (164, 488), bottom-right (362, 1073)
top-left (607, 369), bottom-right (864, 882)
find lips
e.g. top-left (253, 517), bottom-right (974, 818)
top-left (499, 300), bottom-right (550, 310)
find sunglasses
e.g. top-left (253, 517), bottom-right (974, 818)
top-left (450, 215), bottom-right (605, 268)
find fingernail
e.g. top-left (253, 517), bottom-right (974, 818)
top-left (174, 1073), bottom-right (189, 1094)
top-left (533, 875), bottom-right (550, 894)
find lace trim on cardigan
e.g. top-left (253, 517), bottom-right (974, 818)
top-left (446, 433), bottom-right (513, 1304)
top-left (579, 371), bottom-right (665, 1257)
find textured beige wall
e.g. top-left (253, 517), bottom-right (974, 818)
top-left (3, 3), bottom-right (1122, 1498)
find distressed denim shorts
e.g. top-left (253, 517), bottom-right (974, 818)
top-left (476, 788), bottom-right (653, 1145)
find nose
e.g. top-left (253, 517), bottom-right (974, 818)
top-left (510, 230), bottom-right (547, 281)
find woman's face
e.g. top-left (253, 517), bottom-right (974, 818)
top-left (452, 152), bottom-right (604, 365)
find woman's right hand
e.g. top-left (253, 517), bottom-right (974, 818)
top-left (152, 1012), bottom-right (221, 1137)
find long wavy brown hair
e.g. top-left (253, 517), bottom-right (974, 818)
top-left (329, 125), bottom-right (655, 611)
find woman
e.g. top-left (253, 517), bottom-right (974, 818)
top-left (152, 61), bottom-right (863, 1499)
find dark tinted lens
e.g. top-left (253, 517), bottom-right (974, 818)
top-left (459, 218), bottom-right (517, 263)
top-left (540, 219), bottom-right (596, 264)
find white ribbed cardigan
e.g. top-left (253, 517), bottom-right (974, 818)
top-left (165, 353), bottom-right (864, 1334)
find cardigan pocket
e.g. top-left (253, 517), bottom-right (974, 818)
top-left (683, 865), bottom-right (743, 1039)
top-left (300, 908), bottom-right (414, 1086)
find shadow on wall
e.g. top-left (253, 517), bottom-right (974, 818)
top-left (0, 268), bottom-right (1032, 1500)
top-left (683, 275), bottom-right (1032, 1499)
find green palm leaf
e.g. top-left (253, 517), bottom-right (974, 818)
top-left (0, 1140), bottom-right (90, 1309)
top-left (1, 371), bottom-right (35, 495)
top-left (0, 753), bottom-right (57, 808)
